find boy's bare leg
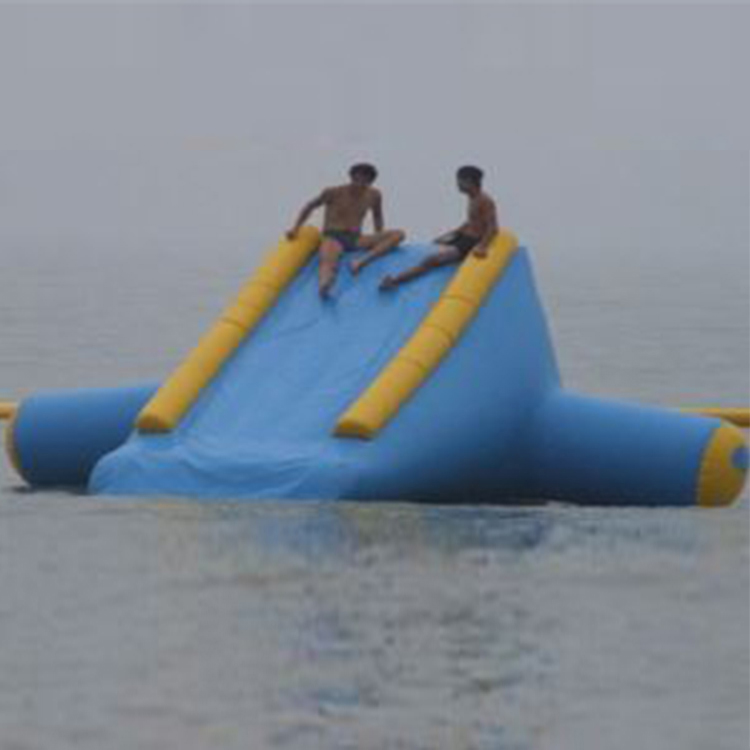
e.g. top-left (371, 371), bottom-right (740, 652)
top-left (318, 239), bottom-right (343, 298)
top-left (350, 229), bottom-right (406, 275)
top-left (380, 246), bottom-right (461, 290)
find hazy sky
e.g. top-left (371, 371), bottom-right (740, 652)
top-left (0, 2), bottom-right (748, 263)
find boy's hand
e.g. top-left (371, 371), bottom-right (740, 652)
top-left (473, 246), bottom-right (489, 259)
top-left (286, 228), bottom-right (298, 241)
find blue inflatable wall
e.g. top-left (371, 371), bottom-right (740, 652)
top-left (8, 384), bottom-right (156, 487)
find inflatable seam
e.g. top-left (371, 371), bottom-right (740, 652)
top-left (4, 409), bottom-right (26, 483)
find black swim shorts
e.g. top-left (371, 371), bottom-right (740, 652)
top-left (444, 232), bottom-right (481, 257)
top-left (323, 229), bottom-right (361, 252)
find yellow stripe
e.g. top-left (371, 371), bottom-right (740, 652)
top-left (136, 226), bottom-right (320, 433)
top-left (683, 407), bottom-right (749, 429)
top-left (697, 423), bottom-right (748, 507)
top-left (335, 229), bottom-right (519, 440)
top-left (0, 402), bottom-right (17, 420)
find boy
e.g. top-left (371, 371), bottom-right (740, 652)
top-left (380, 165), bottom-right (497, 290)
top-left (287, 163), bottom-right (405, 298)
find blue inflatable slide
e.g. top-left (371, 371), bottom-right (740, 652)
top-left (4, 227), bottom-right (748, 506)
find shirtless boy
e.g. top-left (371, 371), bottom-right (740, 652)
top-left (380, 166), bottom-right (498, 290)
top-left (287, 163), bottom-right (405, 298)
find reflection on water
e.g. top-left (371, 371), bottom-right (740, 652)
top-left (143, 500), bottom-right (564, 749)
top-left (1, 495), bottom-right (735, 749)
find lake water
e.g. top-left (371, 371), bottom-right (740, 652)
top-left (0, 238), bottom-right (747, 749)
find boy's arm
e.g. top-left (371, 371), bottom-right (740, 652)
top-left (287, 190), bottom-right (329, 239)
top-left (472, 201), bottom-right (499, 258)
top-left (371, 190), bottom-right (384, 233)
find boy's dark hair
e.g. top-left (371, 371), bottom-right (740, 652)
top-left (349, 162), bottom-right (378, 182)
top-left (456, 165), bottom-right (484, 186)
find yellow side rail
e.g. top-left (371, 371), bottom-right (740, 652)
top-left (335, 229), bottom-right (519, 440)
top-left (136, 226), bottom-right (320, 433)
top-left (0, 402), bottom-right (17, 421)
top-left (683, 407), bottom-right (749, 429)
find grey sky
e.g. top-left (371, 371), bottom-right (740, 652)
top-left (0, 3), bottom-right (748, 262)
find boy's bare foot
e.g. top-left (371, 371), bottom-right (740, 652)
top-left (379, 275), bottom-right (398, 291)
top-left (349, 258), bottom-right (365, 276)
top-left (319, 281), bottom-right (334, 299)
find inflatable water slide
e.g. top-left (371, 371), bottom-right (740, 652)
top-left (2, 227), bottom-right (748, 505)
